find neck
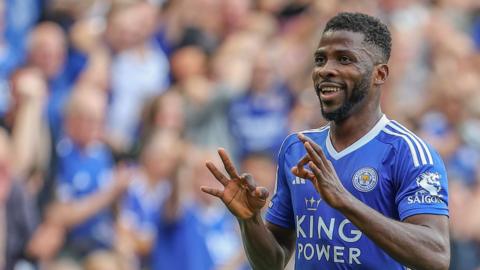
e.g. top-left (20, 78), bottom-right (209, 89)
top-left (329, 104), bottom-right (382, 152)
top-left (143, 169), bottom-right (161, 187)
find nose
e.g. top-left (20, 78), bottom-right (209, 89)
top-left (313, 61), bottom-right (339, 80)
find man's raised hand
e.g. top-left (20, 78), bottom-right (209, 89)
top-left (201, 148), bottom-right (269, 220)
top-left (292, 133), bottom-right (351, 209)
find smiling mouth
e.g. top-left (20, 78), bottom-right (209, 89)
top-left (315, 84), bottom-right (344, 95)
top-left (320, 86), bottom-right (341, 94)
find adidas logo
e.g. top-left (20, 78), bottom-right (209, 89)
top-left (292, 177), bottom-right (306, 185)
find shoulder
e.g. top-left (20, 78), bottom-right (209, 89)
top-left (379, 120), bottom-right (440, 168)
top-left (280, 125), bottom-right (330, 154)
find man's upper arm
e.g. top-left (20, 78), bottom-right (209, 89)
top-left (266, 221), bottom-right (296, 267)
top-left (394, 141), bottom-right (449, 221)
top-left (403, 214), bottom-right (450, 253)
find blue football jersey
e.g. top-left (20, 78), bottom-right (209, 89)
top-left (265, 115), bottom-right (449, 270)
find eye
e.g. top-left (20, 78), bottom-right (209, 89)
top-left (314, 55), bottom-right (326, 66)
top-left (339, 55), bottom-right (351, 64)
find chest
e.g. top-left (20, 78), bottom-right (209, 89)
top-left (284, 148), bottom-right (398, 218)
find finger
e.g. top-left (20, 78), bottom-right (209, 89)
top-left (296, 132), bottom-right (308, 143)
top-left (218, 148), bottom-right (240, 179)
top-left (296, 154), bottom-right (310, 172)
top-left (298, 133), bottom-right (323, 154)
top-left (310, 142), bottom-right (332, 173)
top-left (297, 154), bottom-right (310, 167)
top-left (248, 187), bottom-right (269, 209)
top-left (291, 166), bottom-right (315, 180)
top-left (252, 187), bottom-right (269, 200)
top-left (293, 154), bottom-right (312, 178)
top-left (255, 187), bottom-right (269, 200)
top-left (298, 134), bottom-right (331, 172)
top-left (304, 142), bottom-right (328, 173)
top-left (308, 161), bottom-right (325, 184)
top-left (296, 133), bottom-right (322, 166)
top-left (200, 186), bottom-right (224, 198)
top-left (206, 161), bottom-right (229, 186)
top-left (240, 173), bottom-right (257, 192)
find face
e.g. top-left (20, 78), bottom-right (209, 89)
top-left (154, 93), bottom-right (185, 133)
top-left (106, 7), bottom-right (142, 52)
top-left (312, 30), bottom-right (381, 122)
top-left (142, 133), bottom-right (181, 180)
top-left (28, 24), bottom-right (66, 78)
top-left (68, 108), bottom-right (104, 147)
top-left (251, 51), bottom-right (276, 92)
top-left (170, 46), bottom-right (207, 82)
top-left (66, 90), bottom-right (106, 147)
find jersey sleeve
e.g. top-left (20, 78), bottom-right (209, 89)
top-left (394, 143), bottom-right (449, 221)
top-left (265, 135), bottom-right (295, 229)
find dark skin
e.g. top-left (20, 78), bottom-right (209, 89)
top-left (201, 30), bottom-right (450, 270)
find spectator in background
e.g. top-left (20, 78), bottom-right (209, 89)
top-left (106, 2), bottom-right (170, 154)
top-left (172, 45), bottom-right (237, 153)
top-left (0, 128), bottom-right (39, 269)
top-left (25, 22), bottom-right (71, 140)
top-left (228, 47), bottom-right (294, 160)
top-left (46, 86), bottom-right (130, 264)
top-left (150, 146), bottom-right (214, 270)
top-left (116, 130), bottom-right (182, 268)
top-left (133, 89), bottom-right (185, 158)
top-left (1, 68), bottom-right (50, 184)
top-left (187, 148), bottom-right (247, 270)
top-left (0, 0), bottom-right (39, 115)
top-left (143, 90), bottom-right (185, 135)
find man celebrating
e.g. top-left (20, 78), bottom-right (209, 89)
top-left (201, 12), bottom-right (449, 270)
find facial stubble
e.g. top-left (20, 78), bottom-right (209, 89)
top-left (319, 70), bottom-right (371, 122)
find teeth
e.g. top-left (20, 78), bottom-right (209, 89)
top-left (321, 87), bottom-right (340, 93)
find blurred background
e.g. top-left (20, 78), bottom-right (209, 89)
top-left (0, 0), bottom-right (479, 269)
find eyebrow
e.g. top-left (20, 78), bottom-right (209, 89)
top-left (314, 48), bottom-right (356, 55)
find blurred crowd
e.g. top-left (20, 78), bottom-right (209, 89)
top-left (0, 0), bottom-right (479, 269)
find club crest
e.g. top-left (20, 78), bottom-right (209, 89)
top-left (352, 167), bottom-right (378, 192)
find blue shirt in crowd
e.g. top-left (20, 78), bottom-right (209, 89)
top-left (151, 206), bottom-right (214, 270)
top-left (55, 137), bottom-right (115, 257)
top-left (228, 84), bottom-right (293, 159)
top-left (120, 173), bottom-right (171, 238)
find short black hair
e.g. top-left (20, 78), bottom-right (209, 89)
top-left (323, 12), bottom-right (392, 63)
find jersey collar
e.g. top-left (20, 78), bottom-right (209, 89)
top-left (326, 114), bottom-right (390, 160)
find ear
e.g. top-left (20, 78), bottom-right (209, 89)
top-left (373, 64), bottom-right (389, 86)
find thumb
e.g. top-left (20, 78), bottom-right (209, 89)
top-left (251, 187), bottom-right (269, 201)
top-left (248, 187), bottom-right (269, 210)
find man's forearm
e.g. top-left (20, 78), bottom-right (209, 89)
top-left (238, 214), bottom-right (289, 270)
top-left (53, 185), bottom-right (121, 228)
top-left (339, 195), bottom-right (449, 270)
top-left (11, 100), bottom-right (44, 178)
